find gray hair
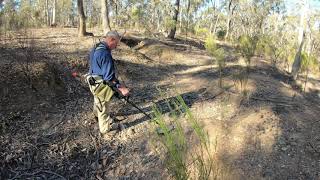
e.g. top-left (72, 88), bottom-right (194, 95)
top-left (106, 30), bottom-right (120, 39)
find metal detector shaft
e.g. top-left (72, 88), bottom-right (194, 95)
top-left (121, 98), bottom-right (153, 120)
top-left (104, 81), bottom-right (168, 128)
top-left (104, 81), bottom-right (154, 120)
top-left (116, 89), bottom-right (175, 134)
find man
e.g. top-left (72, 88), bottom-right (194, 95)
top-left (86, 31), bottom-right (129, 134)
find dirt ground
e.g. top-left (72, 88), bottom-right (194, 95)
top-left (1, 28), bottom-right (320, 179)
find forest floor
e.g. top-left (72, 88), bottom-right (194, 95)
top-left (1, 28), bottom-right (320, 180)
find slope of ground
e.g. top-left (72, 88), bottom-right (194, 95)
top-left (0, 28), bottom-right (319, 179)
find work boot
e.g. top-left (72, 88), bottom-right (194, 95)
top-left (109, 122), bottom-right (126, 131)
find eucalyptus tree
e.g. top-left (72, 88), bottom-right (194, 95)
top-left (291, 0), bottom-right (308, 79)
top-left (51, 0), bottom-right (56, 26)
top-left (101, 0), bottom-right (111, 33)
top-left (168, 0), bottom-right (180, 39)
top-left (77, 0), bottom-right (91, 36)
top-left (225, 0), bottom-right (238, 40)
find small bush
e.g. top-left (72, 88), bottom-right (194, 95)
top-left (195, 27), bottom-right (209, 38)
top-left (205, 36), bottom-right (226, 88)
top-left (237, 35), bottom-right (258, 71)
top-left (300, 52), bottom-right (319, 92)
top-left (232, 70), bottom-right (249, 96)
top-left (217, 30), bottom-right (226, 40)
top-left (301, 52), bottom-right (318, 73)
top-left (152, 95), bottom-right (215, 179)
top-left (256, 36), bottom-right (272, 57)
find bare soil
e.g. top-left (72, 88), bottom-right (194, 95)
top-left (1, 28), bottom-right (320, 179)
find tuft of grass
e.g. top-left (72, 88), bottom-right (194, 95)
top-left (237, 35), bottom-right (258, 71)
top-left (205, 36), bottom-right (226, 88)
top-left (232, 70), bottom-right (249, 96)
top-left (152, 93), bottom-right (216, 179)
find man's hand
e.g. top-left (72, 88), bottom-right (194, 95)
top-left (117, 84), bottom-right (130, 96)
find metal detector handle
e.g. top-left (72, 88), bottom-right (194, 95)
top-left (103, 80), bottom-right (126, 99)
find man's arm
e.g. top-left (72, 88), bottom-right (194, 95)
top-left (101, 52), bottom-right (129, 96)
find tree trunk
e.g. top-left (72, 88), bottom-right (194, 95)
top-left (185, 0), bottom-right (191, 42)
top-left (209, 0), bottom-right (215, 34)
top-left (152, 2), bottom-right (159, 32)
top-left (101, 0), bottom-right (111, 34)
top-left (167, 0), bottom-right (180, 39)
top-left (179, 6), bottom-right (182, 33)
top-left (77, 0), bottom-right (87, 37)
top-left (46, 0), bottom-right (50, 26)
top-left (157, 9), bottom-right (162, 32)
top-left (114, 0), bottom-right (118, 27)
top-left (51, 0), bottom-right (56, 26)
top-left (213, 14), bottom-right (220, 35)
top-left (291, 0), bottom-right (307, 80)
top-left (291, 32), bottom-right (305, 79)
top-left (298, 0), bottom-right (307, 45)
top-left (225, 0), bottom-right (236, 40)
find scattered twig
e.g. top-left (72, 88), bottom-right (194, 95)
top-left (42, 110), bottom-right (67, 135)
top-left (308, 142), bottom-right (320, 153)
top-left (40, 170), bottom-right (67, 180)
top-left (42, 99), bottom-right (79, 135)
top-left (9, 170), bottom-right (66, 180)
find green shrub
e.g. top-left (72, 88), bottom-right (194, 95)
top-left (281, 45), bottom-right (295, 72)
top-left (301, 52), bottom-right (318, 73)
top-left (152, 95), bottom-right (214, 179)
top-left (256, 36), bottom-right (272, 57)
top-left (205, 36), bottom-right (226, 88)
top-left (217, 30), bottom-right (226, 40)
top-left (238, 35), bottom-right (258, 69)
top-left (195, 27), bottom-right (209, 38)
top-left (232, 70), bottom-right (249, 96)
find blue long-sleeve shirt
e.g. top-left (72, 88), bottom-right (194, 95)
top-left (89, 42), bottom-right (117, 82)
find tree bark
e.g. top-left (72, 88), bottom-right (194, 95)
top-left (77, 0), bottom-right (88, 37)
top-left (51, 0), bottom-right (56, 26)
top-left (225, 0), bottom-right (236, 40)
top-left (298, 0), bottom-right (307, 45)
top-left (179, 5), bottom-right (182, 33)
top-left (157, 9), bottom-right (161, 31)
top-left (213, 14), bottom-right (220, 35)
top-left (167, 0), bottom-right (180, 39)
top-left (101, 0), bottom-right (111, 34)
top-left (185, 0), bottom-right (191, 41)
top-left (291, 0), bottom-right (307, 79)
top-left (291, 32), bottom-right (305, 79)
top-left (46, 0), bottom-right (50, 26)
top-left (114, 0), bottom-right (118, 27)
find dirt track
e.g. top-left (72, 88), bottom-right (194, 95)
top-left (1, 28), bottom-right (320, 179)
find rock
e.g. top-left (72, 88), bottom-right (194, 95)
top-left (5, 154), bottom-right (13, 162)
top-left (102, 149), bottom-right (108, 154)
top-left (281, 146), bottom-right (290, 151)
top-left (278, 137), bottom-right (286, 145)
